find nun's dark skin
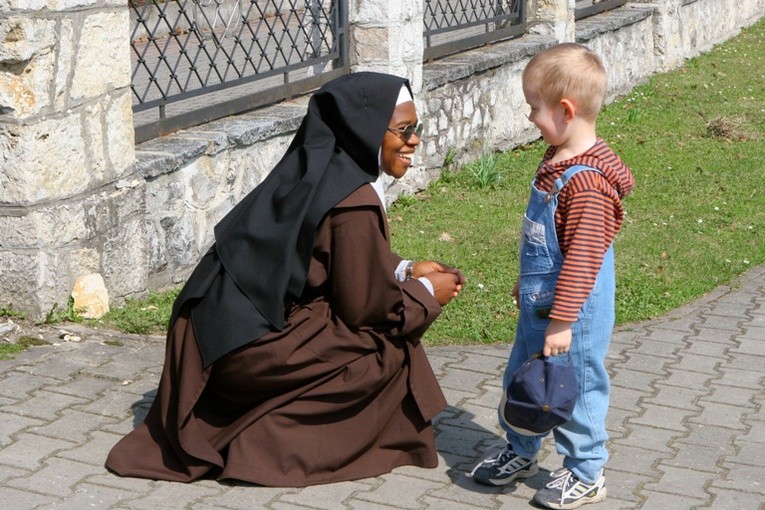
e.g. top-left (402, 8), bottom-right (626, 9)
top-left (381, 100), bottom-right (464, 306)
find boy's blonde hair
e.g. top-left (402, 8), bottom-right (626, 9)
top-left (522, 43), bottom-right (607, 122)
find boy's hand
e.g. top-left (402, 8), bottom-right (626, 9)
top-left (544, 318), bottom-right (573, 357)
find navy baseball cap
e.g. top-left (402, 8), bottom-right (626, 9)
top-left (500, 354), bottom-right (579, 436)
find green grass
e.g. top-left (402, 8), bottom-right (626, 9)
top-left (89, 288), bottom-right (180, 335)
top-left (58, 19), bottom-right (765, 343)
top-left (392, 19), bottom-right (765, 344)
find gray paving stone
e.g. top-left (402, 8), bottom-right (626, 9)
top-left (0, 390), bottom-right (88, 421)
top-left (670, 352), bottom-right (723, 375)
top-left (728, 438), bottom-right (765, 466)
top-left (0, 486), bottom-right (58, 509)
top-left (5, 457), bottom-right (102, 497)
top-left (30, 408), bottom-right (119, 444)
top-left (706, 367), bottom-right (763, 389)
top-left (353, 472), bottom-right (445, 509)
top-left (688, 401), bottom-right (753, 431)
top-left (721, 352), bottom-right (765, 372)
top-left (628, 403), bottom-right (694, 433)
top-left (610, 368), bottom-right (659, 392)
top-left (50, 483), bottom-right (142, 510)
top-left (702, 384), bottom-right (759, 407)
top-left (448, 350), bottom-right (509, 374)
top-left (704, 487), bottom-right (765, 510)
top-left (609, 386), bottom-right (651, 412)
top-left (612, 352), bottom-right (671, 375)
top-left (644, 464), bottom-right (717, 499)
top-left (278, 481), bottom-right (375, 510)
top-left (0, 433), bottom-right (75, 470)
top-left (0, 412), bottom-right (44, 447)
top-left (660, 441), bottom-right (734, 472)
top-left (711, 462), bottom-right (765, 495)
top-left (437, 367), bottom-right (498, 391)
top-left (606, 444), bottom-right (667, 476)
top-left (0, 371), bottom-right (60, 399)
top-left (739, 419), bottom-right (765, 444)
top-left (610, 423), bottom-right (681, 453)
top-left (117, 480), bottom-right (223, 509)
top-left (638, 489), bottom-right (709, 508)
top-left (682, 338), bottom-right (732, 358)
top-left (642, 383), bottom-right (705, 412)
top-left (57, 430), bottom-right (125, 466)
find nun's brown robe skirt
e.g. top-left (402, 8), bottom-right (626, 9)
top-left (105, 186), bottom-right (447, 487)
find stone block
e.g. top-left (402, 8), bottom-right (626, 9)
top-left (352, 26), bottom-right (390, 61)
top-left (0, 17), bottom-right (56, 63)
top-left (0, 202), bottom-right (87, 249)
top-left (101, 214), bottom-right (147, 299)
top-left (0, 116), bottom-right (88, 204)
top-left (70, 10), bottom-right (131, 104)
top-left (0, 22), bottom-right (56, 119)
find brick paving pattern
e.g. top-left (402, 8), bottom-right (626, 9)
top-left (1, 265), bottom-right (763, 509)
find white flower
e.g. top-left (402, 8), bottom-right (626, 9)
top-left (697, 219), bottom-right (703, 224)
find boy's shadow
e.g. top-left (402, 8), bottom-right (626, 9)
top-left (434, 404), bottom-right (551, 497)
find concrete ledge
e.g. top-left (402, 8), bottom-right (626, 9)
top-left (576, 5), bottom-right (656, 42)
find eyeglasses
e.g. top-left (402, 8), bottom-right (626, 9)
top-left (387, 123), bottom-right (423, 141)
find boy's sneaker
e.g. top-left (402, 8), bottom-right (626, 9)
top-left (532, 468), bottom-right (607, 509)
top-left (469, 444), bottom-right (538, 486)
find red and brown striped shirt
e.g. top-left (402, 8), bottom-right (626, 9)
top-left (533, 139), bottom-right (635, 321)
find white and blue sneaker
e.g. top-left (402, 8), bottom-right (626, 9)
top-left (469, 444), bottom-right (538, 486)
top-left (533, 468), bottom-right (607, 509)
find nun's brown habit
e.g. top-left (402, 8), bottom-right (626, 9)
top-left (105, 73), bottom-right (447, 487)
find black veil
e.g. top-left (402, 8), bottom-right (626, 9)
top-left (171, 72), bottom-right (411, 365)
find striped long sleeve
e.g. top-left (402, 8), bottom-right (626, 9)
top-left (533, 140), bottom-right (634, 322)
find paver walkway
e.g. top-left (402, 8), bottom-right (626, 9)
top-left (1, 265), bottom-right (763, 509)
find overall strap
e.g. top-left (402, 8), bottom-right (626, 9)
top-left (544, 164), bottom-right (603, 203)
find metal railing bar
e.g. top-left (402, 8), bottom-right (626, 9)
top-left (135, 67), bottom-right (346, 143)
top-left (133, 50), bottom-right (339, 113)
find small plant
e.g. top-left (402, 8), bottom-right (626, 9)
top-left (469, 151), bottom-right (502, 188)
top-left (0, 304), bottom-right (26, 319)
top-left (0, 344), bottom-right (25, 360)
top-left (94, 288), bottom-right (180, 335)
top-left (40, 297), bottom-right (83, 325)
top-left (394, 193), bottom-right (418, 208)
top-left (17, 336), bottom-right (50, 347)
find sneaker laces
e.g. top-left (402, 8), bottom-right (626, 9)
top-left (546, 468), bottom-right (578, 492)
top-left (545, 468), bottom-right (599, 501)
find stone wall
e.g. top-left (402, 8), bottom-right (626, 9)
top-left (1, 0), bottom-right (764, 318)
top-left (0, 1), bottom-right (142, 318)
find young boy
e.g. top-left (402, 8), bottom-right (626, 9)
top-left (471, 43), bottom-right (634, 509)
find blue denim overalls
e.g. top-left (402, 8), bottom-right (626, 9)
top-left (501, 165), bottom-right (616, 484)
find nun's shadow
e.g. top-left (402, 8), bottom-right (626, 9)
top-left (433, 404), bottom-right (551, 498)
top-left (128, 389), bottom-right (156, 428)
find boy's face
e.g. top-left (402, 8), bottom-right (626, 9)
top-left (523, 83), bottom-right (567, 147)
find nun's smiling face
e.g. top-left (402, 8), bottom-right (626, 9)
top-left (380, 101), bottom-right (421, 179)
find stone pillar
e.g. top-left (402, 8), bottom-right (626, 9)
top-left (526, 0), bottom-right (575, 43)
top-left (348, 0), bottom-right (424, 93)
top-left (0, 1), bottom-right (143, 319)
top-left (630, 0), bottom-right (685, 71)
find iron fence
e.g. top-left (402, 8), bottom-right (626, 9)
top-left (130, 0), bottom-right (348, 142)
top-left (423, 0), bottom-right (525, 62)
top-left (575, 0), bottom-right (627, 20)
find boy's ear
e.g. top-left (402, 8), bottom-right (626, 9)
top-left (560, 99), bottom-right (576, 121)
